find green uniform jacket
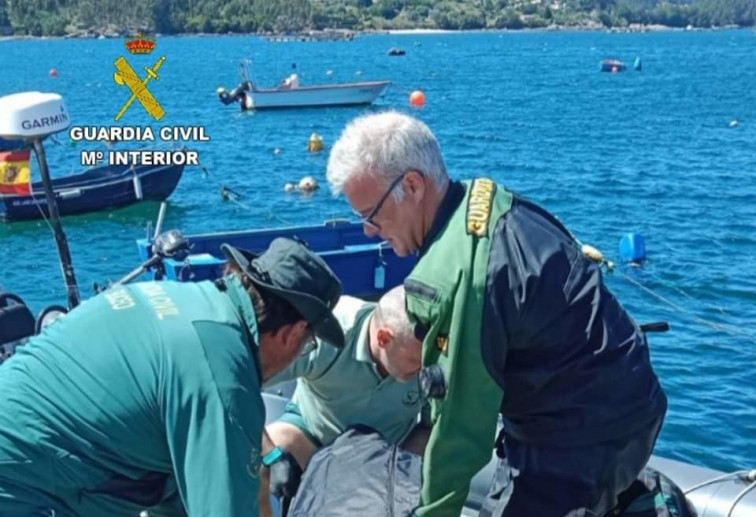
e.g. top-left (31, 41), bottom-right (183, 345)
top-left (406, 179), bottom-right (666, 516)
top-left (406, 179), bottom-right (508, 516)
top-left (0, 277), bottom-right (265, 516)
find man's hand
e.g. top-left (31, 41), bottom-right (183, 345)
top-left (269, 451), bottom-right (303, 500)
top-left (258, 463), bottom-right (274, 517)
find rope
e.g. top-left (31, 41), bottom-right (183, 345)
top-left (576, 239), bottom-right (756, 346)
top-left (614, 269), bottom-right (756, 343)
top-left (683, 470), bottom-right (752, 494)
top-left (682, 470), bottom-right (756, 517)
top-left (220, 186), bottom-right (252, 211)
top-left (727, 480), bottom-right (756, 517)
top-left (197, 158), bottom-right (298, 227)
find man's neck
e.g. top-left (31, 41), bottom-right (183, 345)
top-left (419, 180), bottom-right (449, 251)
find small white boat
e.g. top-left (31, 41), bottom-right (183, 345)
top-left (217, 63), bottom-right (390, 110)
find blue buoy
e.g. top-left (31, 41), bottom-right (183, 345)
top-left (633, 57), bottom-right (642, 71)
top-left (619, 233), bottom-right (646, 263)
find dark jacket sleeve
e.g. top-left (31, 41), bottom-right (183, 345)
top-left (482, 196), bottom-right (666, 446)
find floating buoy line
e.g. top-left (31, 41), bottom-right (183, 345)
top-left (579, 239), bottom-right (756, 345)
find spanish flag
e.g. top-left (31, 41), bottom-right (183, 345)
top-left (0, 150), bottom-right (31, 196)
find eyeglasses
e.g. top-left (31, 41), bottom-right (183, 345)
top-left (300, 326), bottom-right (317, 355)
top-left (354, 170), bottom-right (419, 231)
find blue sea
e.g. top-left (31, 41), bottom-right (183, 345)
top-left (1, 30), bottom-right (754, 473)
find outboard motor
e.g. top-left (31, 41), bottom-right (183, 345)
top-left (109, 229), bottom-right (191, 287)
top-left (217, 81), bottom-right (253, 109)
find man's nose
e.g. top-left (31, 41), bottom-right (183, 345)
top-left (363, 223), bottom-right (379, 238)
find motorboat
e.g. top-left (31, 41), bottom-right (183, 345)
top-left (0, 123), bottom-right (183, 223)
top-left (217, 62), bottom-right (390, 110)
top-left (600, 59), bottom-right (627, 72)
top-left (0, 158), bottom-right (184, 222)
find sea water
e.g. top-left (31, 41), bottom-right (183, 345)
top-left (1, 29), bottom-right (754, 473)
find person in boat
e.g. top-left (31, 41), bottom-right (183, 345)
top-left (279, 73), bottom-right (300, 90)
top-left (278, 62), bottom-right (300, 90)
top-left (0, 238), bottom-right (344, 516)
top-left (326, 111), bottom-right (668, 517)
top-left (258, 285), bottom-right (429, 511)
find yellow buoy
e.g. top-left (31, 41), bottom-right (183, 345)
top-left (308, 133), bottom-right (324, 152)
top-left (581, 244), bottom-right (604, 263)
top-left (581, 244), bottom-right (615, 271)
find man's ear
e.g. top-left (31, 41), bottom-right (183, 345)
top-left (376, 328), bottom-right (394, 349)
top-left (405, 170), bottom-right (425, 199)
top-left (282, 320), bottom-right (309, 350)
top-left (270, 322), bottom-right (293, 348)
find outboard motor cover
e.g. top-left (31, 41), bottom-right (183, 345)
top-left (0, 294), bottom-right (36, 363)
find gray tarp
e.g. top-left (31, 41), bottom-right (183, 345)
top-left (288, 427), bottom-right (422, 517)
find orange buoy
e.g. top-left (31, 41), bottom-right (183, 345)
top-left (49, 68), bottom-right (58, 78)
top-left (409, 90), bottom-right (425, 108)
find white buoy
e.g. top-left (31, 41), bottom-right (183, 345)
top-left (284, 183), bottom-right (297, 192)
top-left (273, 148), bottom-right (281, 155)
top-left (730, 119), bottom-right (739, 127)
top-left (298, 176), bottom-right (319, 192)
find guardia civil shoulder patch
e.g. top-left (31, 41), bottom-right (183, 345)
top-left (466, 178), bottom-right (496, 237)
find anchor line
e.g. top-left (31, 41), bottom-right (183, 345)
top-left (573, 239), bottom-right (756, 346)
top-left (614, 269), bottom-right (756, 344)
top-left (197, 163), bottom-right (292, 226)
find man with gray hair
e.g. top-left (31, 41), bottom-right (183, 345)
top-left (326, 110), bottom-right (667, 517)
top-left (258, 285), bottom-right (428, 511)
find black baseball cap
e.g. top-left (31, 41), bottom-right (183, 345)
top-left (221, 238), bottom-right (345, 347)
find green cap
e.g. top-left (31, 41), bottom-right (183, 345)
top-left (221, 237), bottom-right (345, 347)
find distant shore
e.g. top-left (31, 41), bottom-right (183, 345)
top-left (383, 24), bottom-right (706, 34)
top-left (0, 23), bottom-right (746, 42)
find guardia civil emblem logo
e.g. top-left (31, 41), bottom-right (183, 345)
top-left (113, 34), bottom-right (167, 121)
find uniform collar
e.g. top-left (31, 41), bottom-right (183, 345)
top-left (224, 275), bottom-right (261, 352)
top-left (354, 311), bottom-right (375, 364)
top-left (418, 180), bottom-right (466, 257)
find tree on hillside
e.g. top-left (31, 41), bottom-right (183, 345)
top-left (1, 0), bottom-right (754, 36)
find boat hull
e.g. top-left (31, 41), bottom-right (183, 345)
top-left (137, 220), bottom-right (415, 298)
top-left (600, 60), bottom-right (627, 72)
top-left (244, 81), bottom-right (390, 110)
top-left (0, 163), bottom-right (184, 222)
